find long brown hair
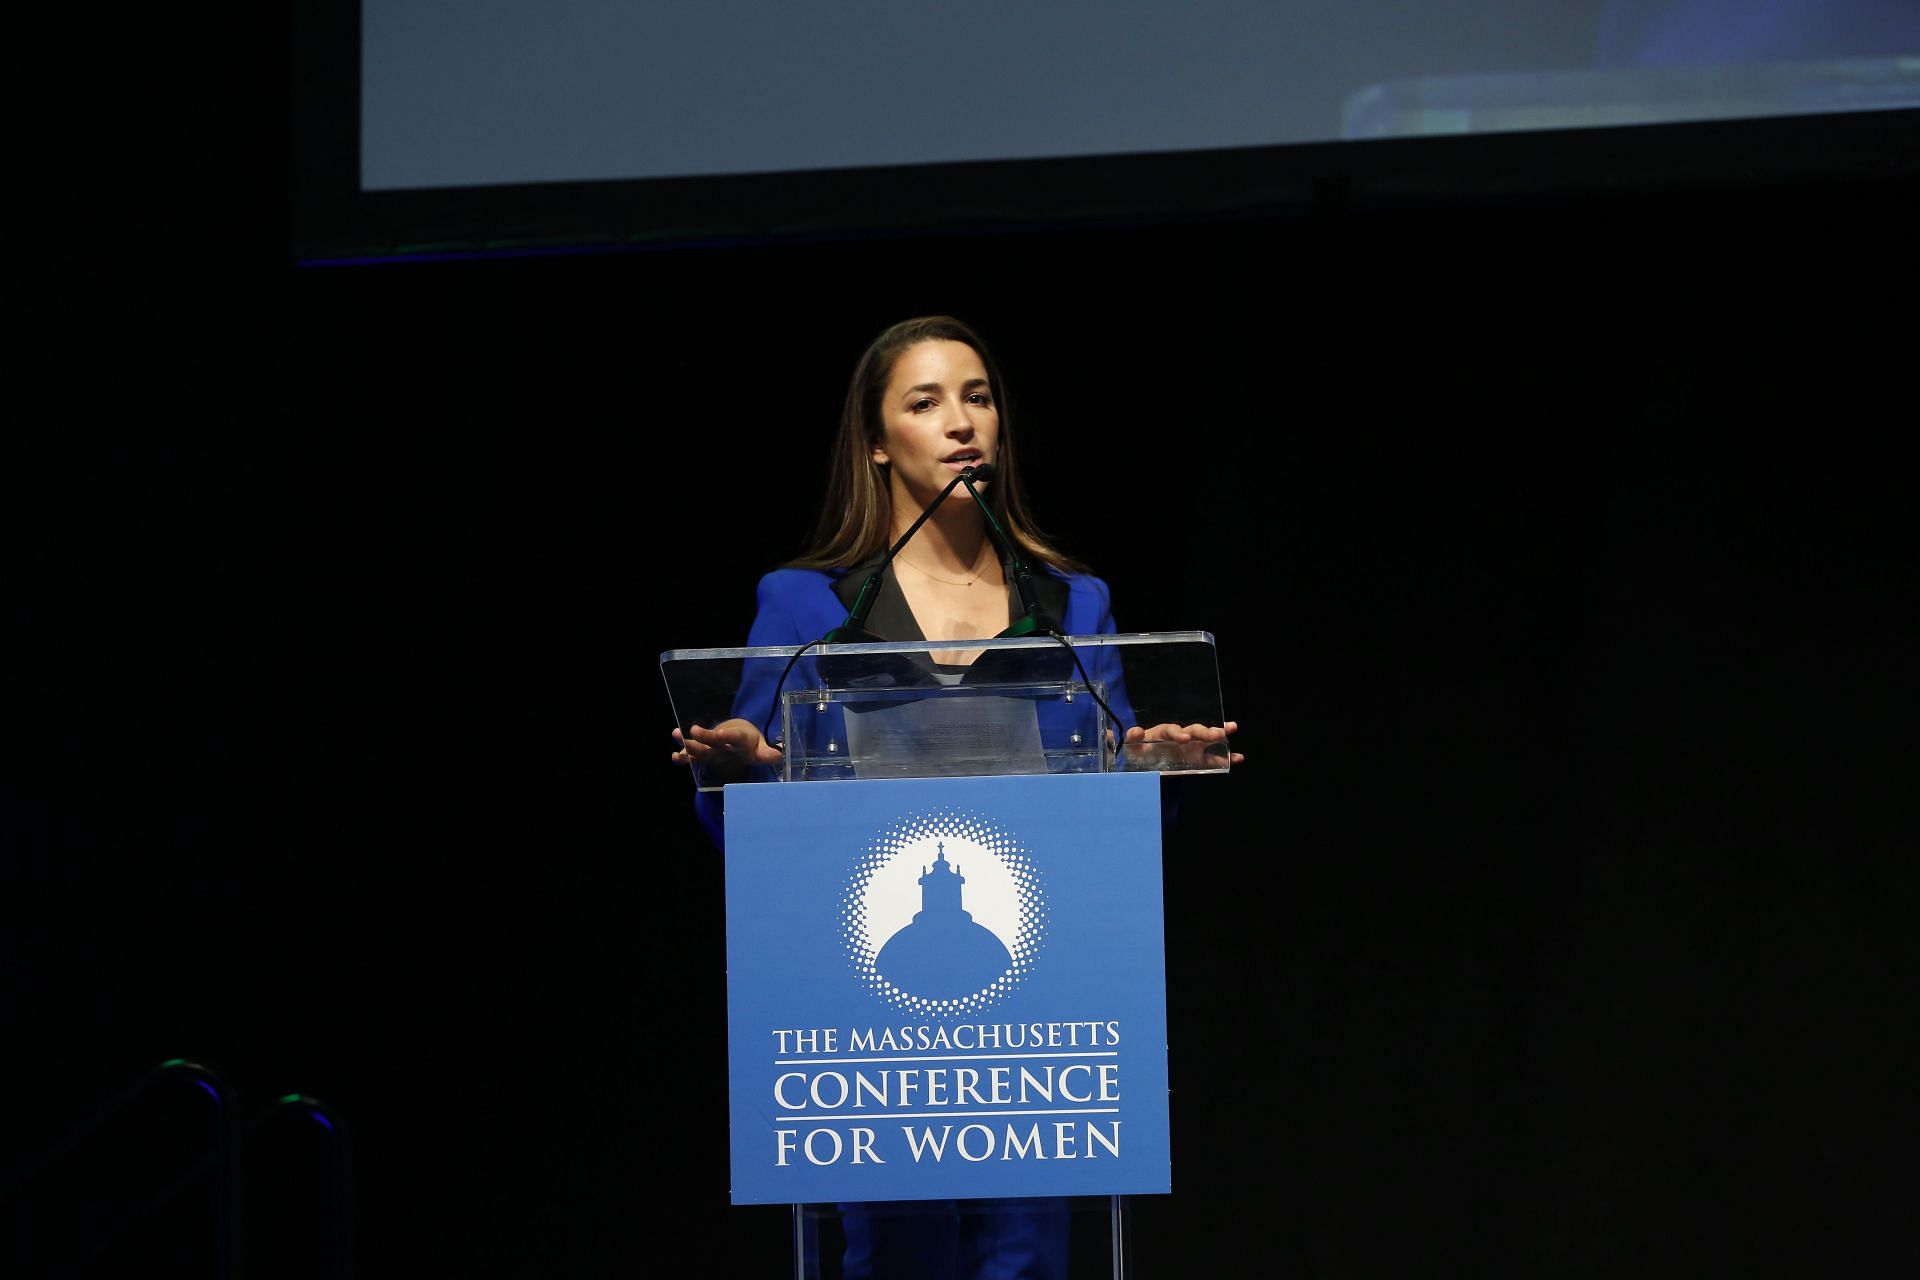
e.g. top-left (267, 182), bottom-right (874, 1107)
top-left (787, 315), bottom-right (1086, 574)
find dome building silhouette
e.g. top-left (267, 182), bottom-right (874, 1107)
top-left (873, 842), bottom-right (1013, 998)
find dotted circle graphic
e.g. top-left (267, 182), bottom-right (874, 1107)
top-left (840, 807), bottom-right (1047, 1018)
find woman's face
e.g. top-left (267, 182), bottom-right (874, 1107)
top-left (872, 339), bottom-right (1000, 517)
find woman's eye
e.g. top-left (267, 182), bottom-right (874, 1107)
top-left (967, 392), bottom-right (992, 406)
top-left (911, 398), bottom-right (935, 412)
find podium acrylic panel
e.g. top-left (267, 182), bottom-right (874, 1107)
top-left (662, 631), bottom-right (1232, 793)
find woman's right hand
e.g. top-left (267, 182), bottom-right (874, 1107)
top-left (671, 719), bottom-right (785, 771)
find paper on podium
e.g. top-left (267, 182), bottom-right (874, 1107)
top-left (844, 693), bottom-right (1047, 779)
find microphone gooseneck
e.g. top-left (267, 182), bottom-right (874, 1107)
top-left (959, 464), bottom-right (1055, 638)
top-left (825, 464), bottom-right (984, 644)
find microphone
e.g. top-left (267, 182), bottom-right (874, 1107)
top-left (825, 465), bottom-right (983, 644)
top-left (959, 464), bottom-right (1056, 637)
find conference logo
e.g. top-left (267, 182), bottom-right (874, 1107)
top-left (839, 807), bottom-right (1048, 1018)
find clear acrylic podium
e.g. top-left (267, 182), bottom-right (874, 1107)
top-left (661, 630), bottom-right (1233, 792)
top-left (660, 631), bottom-right (1231, 1280)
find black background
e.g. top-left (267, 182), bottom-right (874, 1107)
top-left (8, 8), bottom-right (1918, 1277)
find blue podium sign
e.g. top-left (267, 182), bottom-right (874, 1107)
top-left (722, 772), bottom-right (1172, 1206)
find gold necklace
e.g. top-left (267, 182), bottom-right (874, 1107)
top-left (897, 547), bottom-right (996, 587)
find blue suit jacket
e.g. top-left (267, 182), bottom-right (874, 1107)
top-left (692, 560), bottom-right (1136, 849)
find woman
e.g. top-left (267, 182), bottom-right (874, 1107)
top-left (670, 314), bottom-right (1240, 1279)
top-left (672, 314), bottom-right (1240, 800)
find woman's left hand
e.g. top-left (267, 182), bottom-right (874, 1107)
top-left (1123, 720), bottom-right (1244, 767)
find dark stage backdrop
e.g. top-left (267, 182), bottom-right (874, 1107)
top-left (8, 11), bottom-right (1918, 1277)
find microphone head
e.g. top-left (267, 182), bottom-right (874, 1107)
top-left (966, 462), bottom-right (998, 484)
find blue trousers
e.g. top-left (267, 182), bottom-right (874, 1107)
top-left (838, 1197), bottom-right (1071, 1280)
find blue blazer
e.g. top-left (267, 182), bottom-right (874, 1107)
top-left (692, 559), bottom-right (1136, 849)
